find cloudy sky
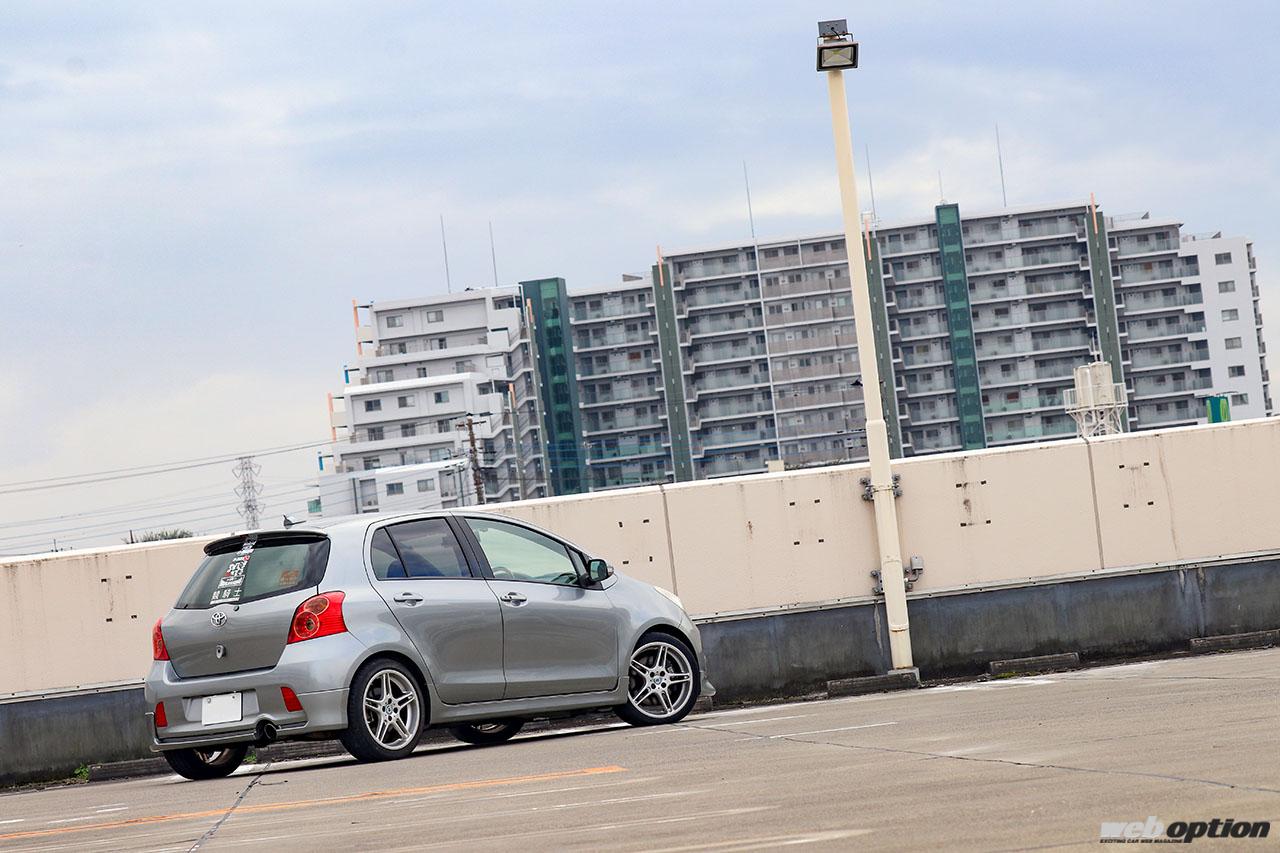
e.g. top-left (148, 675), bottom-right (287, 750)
top-left (1, 1), bottom-right (1276, 554)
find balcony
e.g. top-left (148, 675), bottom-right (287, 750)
top-left (572, 302), bottom-right (652, 322)
top-left (1118, 261), bottom-right (1200, 285)
top-left (1115, 238), bottom-right (1178, 257)
top-left (577, 356), bottom-right (658, 377)
top-left (1124, 321), bottom-right (1207, 342)
top-left (693, 428), bottom-right (777, 454)
top-left (691, 371), bottom-right (771, 393)
top-left (691, 344), bottom-right (769, 365)
top-left (1131, 375), bottom-right (1212, 398)
top-left (685, 316), bottom-right (759, 338)
top-left (983, 394), bottom-right (1063, 415)
top-left (987, 419), bottom-right (1076, 443)
top-left (763, 275), bottom-right (843, 300)
top-left (1128, 348), bottom-right (1210, 370)
top-left (899, 321), bottom-right (948, 341)
top-left (579, 387), bottom-right (661, 406)
top-left (1120, 293), bottom-right (1204, 314)
top-left (680, 287), bottom-right (761, 311)
top-left (574, 330), bottom-right (655, 351)
top-left (775, 389), bottom-right (863, 411)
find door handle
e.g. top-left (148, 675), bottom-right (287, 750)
top-left (393, 592), bottom-right (424, 605)
top-left (499, 591), bottom-right (527, 606)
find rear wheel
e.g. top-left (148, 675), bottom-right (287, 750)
top-left (449, 720), bottom-right (524, 745)
top-left (615, 632), bottom-right (700, 726)
top-left (163, 745), bottom-right (248, 781)
top-left (339, 659), bottom-right (425, 762)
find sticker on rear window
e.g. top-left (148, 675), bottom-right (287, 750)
top-left (210, 538), bottom-right (256, 605)
top-left (277, 569), bottom-right (300, 586)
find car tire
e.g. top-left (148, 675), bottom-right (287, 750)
top-left (339, 658), bottom-right (426, 762)
top-left (163, 745), bottom-right (249, 781)
top-left (615, 631), bottom-right (700, 727)
top-left (448, 720), bottom-right (524, 745)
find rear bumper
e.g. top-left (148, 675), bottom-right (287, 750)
top-left (144, 632), bottom-right (362, 751)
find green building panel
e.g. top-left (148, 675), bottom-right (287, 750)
top-left (519, 278), bottom-right (586, 495)
top-left (650, 261), bottom-right (695, 482)
top-left (863, 235), bottom-right (905, 458)
top-left (1084, 206), bottom-right (1130, 430)
top-left (935, 204), bottom-right (987, 451)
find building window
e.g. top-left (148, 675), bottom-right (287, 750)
top-left (1215, 252), bottom-right (1232, 265)
top-left (1229, 365), bottom-right (1246, 377)
top-left (434, 390), bottom-right (450, 404)
top-left (416, 367), bottom-right (429, 378)
top-left (437, 418), bottom-right (452, 433)
top-left (427, 310), bottom-right (444, 323)
top-left (386, 482), bottom-right (404, 496)
top-left (398, 395), bottom-right (415, 408)
top-left (363, 457), bottom-right (381, 471)
top-left (391, 342), bottom-right (407, 354)
top-left (1222, 309), bottom-right (1239, 322)
top-left (364, 400), bottom-right (382, 412)
top-left (375, 369), bottom-right (394, 382)
top-left (1225, 337), bottom-right (1243, 350)
top-left (417, 479), bottom-right (435, 493)
top-left (1219, 280), bottom-right (1236, 293)
top-left (402, 423), bottom-right (417, 437)
top-left (386, 315), bottom-right (404, 328)
top-left (366, 426), bottom-right (384, 441)
top-left (1231, 393), bottom-right (1249, 405)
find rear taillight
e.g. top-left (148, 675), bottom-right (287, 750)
top-left (152, 619), bottom-right (170, 661)
top-left (281, 687), bottom-right (303, 712)
top-left (287, 592), bottom-right (347, 644)
top-left (154, 701), bottom-right (168, 728)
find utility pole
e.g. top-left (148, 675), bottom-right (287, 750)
top-left (232, 456), bottom-right (264, 529)
top-left (457, 415), bottom-right (487, 506)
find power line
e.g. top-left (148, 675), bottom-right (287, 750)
top-left (0, 439), bottom-right (341, 496)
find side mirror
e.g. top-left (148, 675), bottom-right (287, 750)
top-left (585, 558), bottom-right (613, 584)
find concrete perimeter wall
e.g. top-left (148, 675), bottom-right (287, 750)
top-left (3, 418), bottom-right (1279, 698)
top-left (2, 419), bottom-right (1280, 784)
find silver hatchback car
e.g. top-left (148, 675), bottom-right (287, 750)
top-left (146, 511), bottom-right (711, 780)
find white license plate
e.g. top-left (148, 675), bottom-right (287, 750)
top-left (200, 692), bottom-right (243, 726)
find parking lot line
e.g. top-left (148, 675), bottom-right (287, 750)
top-left (0, 765), bottom-right (627, 843)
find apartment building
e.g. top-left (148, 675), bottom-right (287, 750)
top-left (646, 199), bottom-right (1271, 476)
top-left (568, 277), bottom-right (674, 490)
top-left (317, 199), bottom-right (1269, 504)
top-left (317, 288), bottom-right (551, 515)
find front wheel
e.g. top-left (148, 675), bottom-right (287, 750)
top-left (449, 720), bottom-right (524, 745)
top-left (163, 745), bottom-right (249, 781)
top-left (615, 632), bottom-right (700, 726)
top-left (339, 659), bottom-right (425, 762)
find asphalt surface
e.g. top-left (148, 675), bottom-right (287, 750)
top-left (1, 649), bottom-right (1277, 851)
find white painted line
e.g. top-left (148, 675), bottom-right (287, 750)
top-left (767, 721), bottom-right (898, 738)
top-left (94, 806), bottom-right (128, 813)
top-left (0, 819), bottom-right (24, 825)
top-left (47, 816), bottom-right (94, 824)
top-left (708, 714), bottom-right (811, 727)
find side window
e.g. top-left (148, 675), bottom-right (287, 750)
top-left (370, 528), bottom-right (405, 580)
top-left (466, 517), bottom-right (581, 586)
top-left (386, 519), bottom-right (470, 578)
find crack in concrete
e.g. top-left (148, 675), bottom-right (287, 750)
top-left (187, 764), bottom-right (271, 851)
top-left (682, 723), bottom-right (1280, 796)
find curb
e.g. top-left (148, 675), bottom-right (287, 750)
top-left (826, 668), bottom-right (921, 698)
top-left (1189, 629), bottom-right (1280, 653)
top-left (988, 652), bottom-right (1081, 676)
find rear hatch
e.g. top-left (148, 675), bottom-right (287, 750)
top-left (161, 532), bottom-right (331, 678)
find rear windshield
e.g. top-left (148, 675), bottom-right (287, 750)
top-left (174, 535), bottom-right (331, 609)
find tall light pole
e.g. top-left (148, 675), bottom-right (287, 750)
top-left (817, 20), bottom-right (914, 672)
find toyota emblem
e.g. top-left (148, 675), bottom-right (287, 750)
top-left (210, 611), bottom-right (228, 628)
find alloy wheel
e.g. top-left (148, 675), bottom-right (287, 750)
top-left (361, 669), bottom-right (421, 750)
top-left (627, 640), bottom-right (694, 720)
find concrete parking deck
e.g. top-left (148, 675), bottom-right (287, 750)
top-left (1, 649), bottom-right (1277, 851)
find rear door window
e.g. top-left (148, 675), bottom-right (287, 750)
top-left (175, 535), bottom-right (330, 609)
top-left (378, 519), bottom-right (472, 579)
